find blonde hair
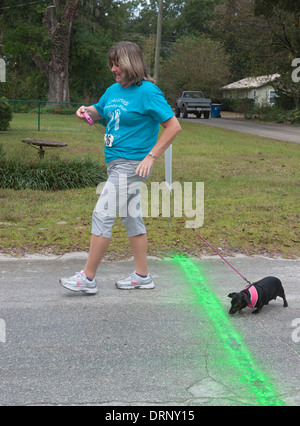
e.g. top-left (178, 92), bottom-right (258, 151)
top-left (108, 42), bottom-right (155, 87)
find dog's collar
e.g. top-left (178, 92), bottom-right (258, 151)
top-left (243, 285), bottom-right (258, 309)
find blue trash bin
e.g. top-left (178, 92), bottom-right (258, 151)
top-left (211, 104), bottom-right (222, 118)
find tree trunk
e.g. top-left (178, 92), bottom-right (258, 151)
top-left (47, 67), bottom-right (70, 104)
top-left (33, 0), bottom-right (80, 106)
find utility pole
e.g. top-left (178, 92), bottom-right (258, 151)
top-left (154, 1), bottom-right (172, 200)
top-left (154, 0), bottom-right (163, 83)
top-left (0, 58), bottom-right (6, 83)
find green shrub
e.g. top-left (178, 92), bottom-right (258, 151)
top-left (290, 108), bottom-right (300, 123)
top-left (221, 98), bottom-right (255, 113)
top-left (0, 156), bottom-right (107, 190)
top-left (41, 105), bottom-right (78, 115)
top-left (245, 105), bottom-right (300, 124)
top-left (0, 97), bottom-right (13, 131)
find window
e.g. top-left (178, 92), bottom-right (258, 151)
top-left (269, 90), bottom-right (277, 105)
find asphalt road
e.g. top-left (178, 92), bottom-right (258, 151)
top-left (183, 116), bottom-right (300, 144)
top-left (0, 254), bottom-right (299, 406)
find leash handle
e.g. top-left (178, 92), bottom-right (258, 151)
top-left (192, 228), bottom-right (252, 285)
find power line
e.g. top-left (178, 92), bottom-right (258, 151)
top-left (0, 0), bottom-right (48, 11)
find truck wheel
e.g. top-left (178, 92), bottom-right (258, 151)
top-left (175, 107), bottom-right (181, 118)
top-left (204, 112), bottom-right (210, 119)
top-left (183, 108), bottom-right (188, 118)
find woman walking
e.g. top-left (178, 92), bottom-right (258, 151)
top-left (60, 42), bottom-right (181, 294)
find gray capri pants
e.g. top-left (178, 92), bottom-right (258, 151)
top-left (92, 158), bottom-right (150, 238)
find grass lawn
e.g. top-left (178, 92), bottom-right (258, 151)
top-left (0, 113), bottom-right (299, 259)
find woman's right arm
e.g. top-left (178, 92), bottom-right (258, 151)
top-left (76, 105), bottom-right (102, 121)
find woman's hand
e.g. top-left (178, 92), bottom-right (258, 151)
top-left (136, 116), bottom-right (181, 178)
top-left (76, 105), bottom-right (101, 121)
top-left (76, 106), bottom-right (86, 120)
top-left (136, 155), bottom-right (155, 177)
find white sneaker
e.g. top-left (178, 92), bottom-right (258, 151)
top-left (115, 271), bottom-right (155, 290)
top-left (59, 271), bottom-right (98, 294)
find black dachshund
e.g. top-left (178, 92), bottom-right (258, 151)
top-left (228, 276), bottom-right (288, 315)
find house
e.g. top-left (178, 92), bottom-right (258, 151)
top-left (222, 74), bottom-right (280, 106)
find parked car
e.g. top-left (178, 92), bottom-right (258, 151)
top-left (175, 91), bottom-right (211, 119)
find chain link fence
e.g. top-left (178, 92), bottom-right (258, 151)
top-left (8, 100), bottom-right (91, 132)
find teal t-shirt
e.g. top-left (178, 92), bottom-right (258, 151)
top-left (93, 81), bottom-right (174, 163)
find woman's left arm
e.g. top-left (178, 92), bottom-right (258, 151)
top-left (136, 116), bottom-right (181, 177)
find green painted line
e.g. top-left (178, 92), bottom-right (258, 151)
top-left (171, 254), bottom-right (285, 406)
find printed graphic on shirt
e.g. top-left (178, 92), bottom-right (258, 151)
top-left (105, 102), bottom-right (127, 147)
top-left (115, 109), bottom-right (121, 131)
top-left (104, 134), bottom-right (114, 147)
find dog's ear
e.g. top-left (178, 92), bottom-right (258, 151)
top-left (228, 293), bottom-right (236, 298)
top-left (242, 293), bottom-right (251, 305)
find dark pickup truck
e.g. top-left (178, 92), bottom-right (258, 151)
top-left (175, 91), bottom-right (211, 119)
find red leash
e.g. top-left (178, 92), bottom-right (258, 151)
top-left (192, 228), bottom-right (252, 285)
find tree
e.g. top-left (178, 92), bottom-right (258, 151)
top-left (254, 0), bottom-right (300, 107)
top-left (159, 36), bottom-right (230, 103)
top-left (0, 0), bottom-right (130, 102)
top-left (180, 0), bottom-right (221, 35)
top-left (125, 0), bottom-right (222, 41)
top-left (33, 0), bottom-right (81, 105)
top-left (212, 0), bottom-right (276, 81)
top-left (69, 22), bottom-right (114, 102)
top-left (255, 0), bottom-right (300, 17)
top-left (0, 1), bottom-right (49, 99)
top-left (254, 0), bottom-right (300, 58)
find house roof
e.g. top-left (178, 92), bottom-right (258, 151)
top-left (222, 74), bottom-right (280, 90)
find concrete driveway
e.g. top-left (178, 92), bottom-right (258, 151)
top-left (0, 254), bottom-right (299, 406)
top-left (183, 116), bottom-right (300, 144)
